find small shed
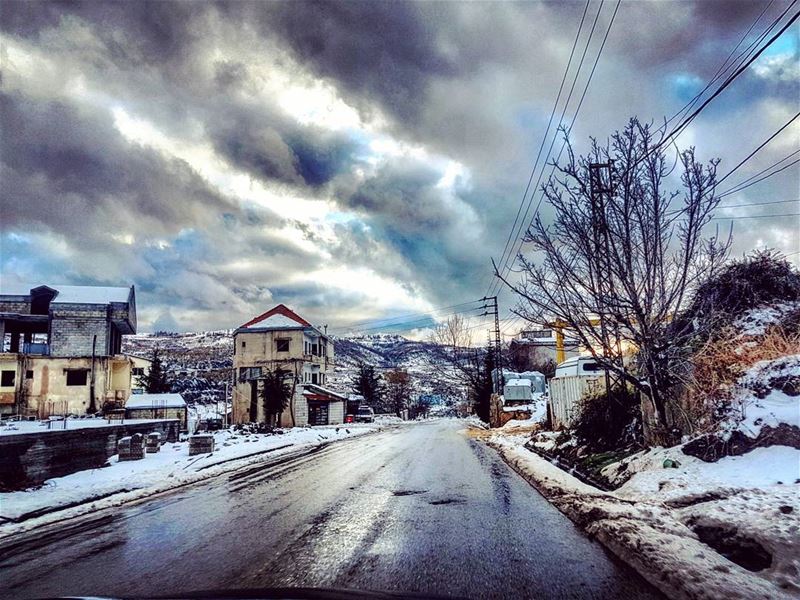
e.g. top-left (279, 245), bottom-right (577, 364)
top-left (125, 393), bottom-right (188, 430)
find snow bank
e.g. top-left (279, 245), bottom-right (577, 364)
top-left (488, 429), bottom-right (800, 600)
top-left (733, 354), bottom-right (800, 439)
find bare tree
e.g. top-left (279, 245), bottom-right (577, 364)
top-left (497, 118), bottom-right (729, 441)
top-left (385, 368), bottom-right (413, 418)
top-left (429, 315), bottom-right (494, 421)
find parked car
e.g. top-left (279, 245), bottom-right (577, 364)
top-left (354, 406), bottom-right (375, 423)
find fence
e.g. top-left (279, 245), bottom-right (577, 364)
top-left (548, 375), bottom-right (602, 428)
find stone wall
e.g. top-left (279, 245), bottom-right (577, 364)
top-left (0, 419), bottom-right (180, 490)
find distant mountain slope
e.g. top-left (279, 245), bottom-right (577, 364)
top-left (122, 331), bottom-right (462, 407)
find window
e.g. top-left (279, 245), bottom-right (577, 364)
top-left (242, 341), bottom-right (246, 349)
top-left (239, 366), bottom-right (262, 381)
top-left (132, 367), bottom-right (145, 376)
top-left (582, 362), bottom-right (601, 372)
top-left (26, 370), bottom-right (33, 380)
top-left (1, 370), bottom-right (15, 387)
top-left (311, 373), bottom-right (318, 384)
top-left (66, 369), bottom-right (88, 386)
top-left (276, 339), bottom-right (290, 352)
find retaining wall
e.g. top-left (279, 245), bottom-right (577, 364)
top-left (0, 419), bottom-right (180, 490)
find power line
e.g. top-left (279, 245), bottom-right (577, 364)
top-left (717, 111), bottom-right (800, 186)
top-left (645, 5), bottom-right (800, 163)
top-left (719, 198), bottom-right (800, 208)
top-left (662, 0), bottom-right (776, 131)
top-left (718, 148), bottom-right (800, 197)
top-left (709, 212), bottom-right (800, 220)
top-left (484, 0), bottom-right (592, 296)
top-left (719, 158), bottom-right (800, 198)
top-left (329, 299), bottom-right (485, 332)
top-left (490, 0), bottom-right (621, 297)
top-left (487, 0), bottom-right (602, 297)
top-left (332, 303), bottom-right (489, 335)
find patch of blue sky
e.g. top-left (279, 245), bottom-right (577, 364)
top-left (324, 211), bottom-right (360, 225)
top-left (0, 233), bottom-right (65, 283)
top-left (760, 32), bottom-right (798, 58)
top-left (670, 73), bottom-right (704, 103)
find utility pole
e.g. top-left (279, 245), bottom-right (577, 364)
top-left (482, 295), bottom-right (503, 393)
top-left (589, 161), bottom-right (616, 397)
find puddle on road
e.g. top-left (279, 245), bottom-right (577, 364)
top-left (391, 489), bottom-right (427, 497)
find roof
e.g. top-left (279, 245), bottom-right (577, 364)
top-left (240, 304), bottom-right (313, 331)
top-left (301, 383), bottom-right (347, 401)
top-left (0, 282), bottom-right (132, 305)
top-left (125, 393), bottom-right (186, 409)
top-left (506, 378), bottom-right (532, 387)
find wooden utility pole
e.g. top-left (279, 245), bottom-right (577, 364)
top-left (589, 162), bottom-right (615, 397)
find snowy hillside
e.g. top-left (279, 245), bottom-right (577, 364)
top-left (122, 331), bottom-right (463, 407)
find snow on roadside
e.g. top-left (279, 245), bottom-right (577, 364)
top-left (487, 430), bottom-right (799, 600)
top-left (0, 422), bottom-right (393, 539)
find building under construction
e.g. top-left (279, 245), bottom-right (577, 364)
top-left (0, 283), bottom-right (138, 417)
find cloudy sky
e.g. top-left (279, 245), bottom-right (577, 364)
top-left (1, 0), bottom-right (798, 335)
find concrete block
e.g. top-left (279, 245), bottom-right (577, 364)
top-left (145, 432), bottom-right (161, 453)
top-left (189, 434), bottom-right (215, 456)
top-left (118, 433), bottom-right (144, 461)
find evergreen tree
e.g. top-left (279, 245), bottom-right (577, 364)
top-left (352, 361), bottom-right (384, 408)
top-left (137, 348), bottom-right (171, 393)
top-left (471, 345), bottom-right (495, 423)
top-left (261, 367), bottom-right (292, 426)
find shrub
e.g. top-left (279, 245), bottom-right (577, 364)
top-left (686, 249), bottom-right (800, 325)
top-left (680, 326), bottom-right (800, 434)
top-left (573, 385), bottom-right (642, 451)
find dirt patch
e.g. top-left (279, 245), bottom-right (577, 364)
top-left (682, 423), bottom-right (800, 462)
top-left (691, 524), bottom-right (773, 572)
top-left (665, 491), bottom-right (731, 509)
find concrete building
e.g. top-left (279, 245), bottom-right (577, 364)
top-left (125, 393), bottom-right (188, 430)
top-left (232, 304), bottom-right (344, 426)
top-left (0, 283), bottom-right (137, 417)
top-left (126, 354), bottom-right (153, 395)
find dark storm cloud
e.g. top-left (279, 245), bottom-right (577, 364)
top-left (0, 91), bottom-right (236, 236)
top-left (1, 0), bottom-right (796, 330)
top-left (206, 103), bottom-right (364, 188)
top-left (246, 0), bottom-right (461, 124)
top-left (1, 0), bottom-right (200, 68)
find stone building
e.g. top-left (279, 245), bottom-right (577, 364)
top-left (232, 304), bottom-right (344, 426)
top-left (125, 393), bottom-right (188, 430)
top-left (0, 283), bottom-right (137, 417)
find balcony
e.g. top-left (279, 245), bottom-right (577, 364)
top-left (22, 342), bottom-right (50, 356)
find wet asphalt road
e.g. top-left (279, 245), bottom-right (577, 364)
top-left (0, 419), bottom-right (661, 599)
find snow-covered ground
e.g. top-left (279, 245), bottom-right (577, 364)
top-left (0, 418), bottom-right (170, 436)
top-left (0, 421), bottom-right (398, 539)
top-left (487, 430), bottom-right (800, 600)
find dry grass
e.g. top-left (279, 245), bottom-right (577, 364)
top-left (679, 326), bottom-right (800, 434)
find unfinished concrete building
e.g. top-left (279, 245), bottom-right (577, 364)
top-left (0, 283), bottom-right (137, 417)
top-left (232, 304), bottom-right (345, 427)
